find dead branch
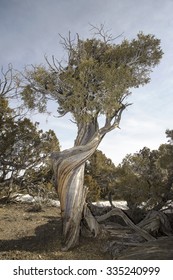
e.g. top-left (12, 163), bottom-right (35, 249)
top-left (138, 210), bottom-right (173, 236)
top-left (89, 23), bottom-right (124, 44)
top-left (99, 103), bottom-right (128, 137)
top-left (96, 207), bottom-right (155, 241)
top-left (0, 64), bottom-right (16, 98)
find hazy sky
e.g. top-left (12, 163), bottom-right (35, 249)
top-left (0, 0), bottom-right (173, 165)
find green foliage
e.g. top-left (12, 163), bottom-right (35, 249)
top-left (85, 130), bottom-right (173, 209)
top-left (0, 95), bottom-right (60, 193)
top-left (114, 138), bottom-right (173, 211)
top-left (165, 129), bottom-right (173, 143)
top-left (84, 174), bottom-right (100, 202)
top-left (19, 31), bottom-right (163, 124)
top-left (85, 150), bottom-right (117, 200)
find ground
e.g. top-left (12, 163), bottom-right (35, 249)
top-left (0, 202), bottom-right (173, 260)
top-left (0, 202), bottom-right (111, 260)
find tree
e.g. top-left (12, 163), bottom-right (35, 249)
top-left (84, 173), bottom-right (100, 202)
top-left (85, 150), bottom-right (117, 200)
top-left (0, 100), bottom-right (60, 194)
top-left (0, 66), bottom-right (60, 196)
top-left (157, 129), bottom-right (173, 208)
top-left (114, 131), bottom-right (173, 214)
top-left (115, 147), bottom-right (167, 212)
top-left (18, 27), bottom-right (163, 250)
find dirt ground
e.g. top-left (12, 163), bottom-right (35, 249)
top-left (0, 202), bottom-right (111, 260)
top-left (0, 202), bottom-right (173, 260)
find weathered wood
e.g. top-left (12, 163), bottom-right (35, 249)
top-left (51, 121), bottom-right (102, 251)
top-left (83, 203), bottom-right (100, 237)
top-left (116, 237), bottom-right (173, 260)
top-left (96, 207), bottom-right (155, 241)
top-left (138, 210), bottom-right (173, 236)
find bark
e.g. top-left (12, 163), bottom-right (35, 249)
top-left (51, 120), bottom-right (101, 251)
top-left (95, 207), bottom-right (155, 241)
top-left (51, 107), bottom-right (125, 251)
top-left (138, 210), bottom-right (173, 236)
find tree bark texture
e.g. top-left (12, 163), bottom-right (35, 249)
top-left (95, 207), bottom-right (155, 241)
top-left (51, 107), bottom-right (124, 251)
top-left (51, 121), bottom-right (101, 250)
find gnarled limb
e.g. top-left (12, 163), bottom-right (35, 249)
top-left (138, 210), bottom-right (173, 236)
top-left (95, 207), bottom-right (155, 241)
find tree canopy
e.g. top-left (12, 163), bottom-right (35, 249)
top-left (19, 31), bottom-right (163, 127)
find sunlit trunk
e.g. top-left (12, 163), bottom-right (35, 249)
top-left (60, 164), bottom-right (86, 250)
top-left (52, 120), bottom-right (101, 251)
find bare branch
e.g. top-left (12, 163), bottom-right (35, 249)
top-left (99, 102), bottom-right (132, 138)
top-left (89, 23), bottom-right (124, 43)
top-left (59, 31), bottom-right (75, 50)
top-left (59, 31), bottom-right (76, 60)
top-left (44, 55), bottom-right (57, 73)
top-left (45, 54), bottom-right (64, 73)
top-left (52, 55), bottom-right (63, 71)
top-left (0, 64), bottom-right (16, 98)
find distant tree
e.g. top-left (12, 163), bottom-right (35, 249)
top-left (84, 174), bottom-right (100, 202)
top-left (157, 129), bottom-right (173, 209)
top-left (0, 100), bottom-right (60, 195)
top-left (165, 129), bottom-right (173, 144)
top-left (18, 26), bottom-right (163, 250)
top-left (115, 148), bottom-right (165, 211)
top-left (85, 150), bottom-right (117, 200)
top-left (0, 66), bottom-right (60, 196)
top-left (115, 134), bottom-right (173, 213)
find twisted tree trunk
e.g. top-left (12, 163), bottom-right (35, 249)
top-left (51, 120), bottom-right (101, 250)
top-left (51, 106), bottom-right (125, 250)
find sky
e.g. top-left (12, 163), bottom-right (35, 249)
top-left (0, 0), bottom-right (173, 165)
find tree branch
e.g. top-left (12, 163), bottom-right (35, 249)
top-left (96, 208), bottom-right (155, 241)
top-left (99, 103), bottom-right (130, 137)
top-left (89, 23), bottom-right (124, 44)
top-left (0, 64), bottom-right (16, 98)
